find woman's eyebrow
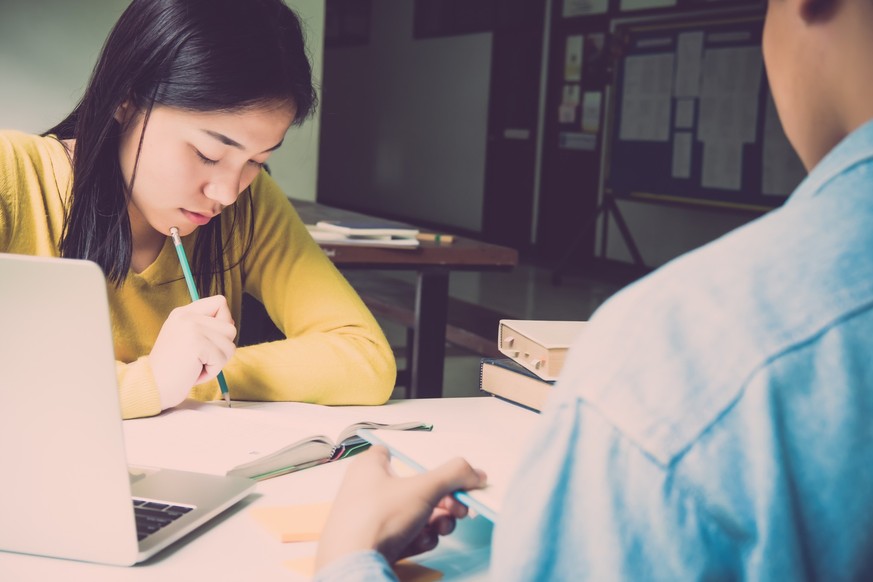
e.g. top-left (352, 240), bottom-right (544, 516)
top-left (201, 129), bottom-right (283, 153)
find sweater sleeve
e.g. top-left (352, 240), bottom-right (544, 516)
top-left (220, 173), bottom-right (396, 405)
top-left (115, 358), bottom-right (163, 419)
top-left (0, 131), bottom-right (22, 251)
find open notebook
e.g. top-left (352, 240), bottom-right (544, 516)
top-left (123, 400), bottom-right (431, 480)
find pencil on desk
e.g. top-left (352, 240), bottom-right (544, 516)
top-left (416, 233), bottom-right (455, 244)
top-left (168, 226), bottom-right (232, 408)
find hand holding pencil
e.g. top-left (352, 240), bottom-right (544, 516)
top-left (147, 227), bottom-right (236, 410)
top-left (149, 295), bottom-right (237, 409)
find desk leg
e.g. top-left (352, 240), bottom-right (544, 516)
top-left (409, 270), bottom-right (449, 398)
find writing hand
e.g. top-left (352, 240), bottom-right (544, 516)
top-left (316, 446), bottom-right (487, 570)
top-left (149, 295), bottom-right (236, 409)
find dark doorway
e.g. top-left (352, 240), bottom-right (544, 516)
top-left (480, 2), bottom-right (546, 251)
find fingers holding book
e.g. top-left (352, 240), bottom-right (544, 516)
top-left (315, 446), bottom-right (486, 570)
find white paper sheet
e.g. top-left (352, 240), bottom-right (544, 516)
top-left (564, 35), bottom-right (584, 82)
top-left (702, 141), bottom-right (743, 191)
top-left (698, 47), bottom-right (763, 144)
top-left (673, 31), bottom-right (704, 98)
top-left (582, 91), bottom-right (603, 133)
top-left (674, 98), bottom-right (695, 129)
top-left (619, 53), bottom-right (674, 142)
top-left (360, 426), bottom-right (535, 520)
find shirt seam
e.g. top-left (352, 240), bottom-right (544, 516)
top-left (654, 299), bottom-right (873, 552)
top-left (645, 295), bottom-right (873, 467)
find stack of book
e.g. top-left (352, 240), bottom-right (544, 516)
top-left (306, 219), bottom-right (456, 249)
top-left (306, 219), bottom-right (420, 249)
top-left (479, 319), bottom-right (587, 412)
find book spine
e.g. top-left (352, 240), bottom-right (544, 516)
top-left (478, 358), bottom-right (549, 413)
top-left (478, 357), bottom-right (490, 391)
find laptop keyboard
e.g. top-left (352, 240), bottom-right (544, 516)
top-left (132, 499), bottom-right (195, 541)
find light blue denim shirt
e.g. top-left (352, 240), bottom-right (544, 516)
top-left (316, 119), bottom-right (873, 581)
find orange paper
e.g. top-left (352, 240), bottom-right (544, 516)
top-left (250, 502), bottom-right (333, 542)
top-left (249, 459), bottom-right (414, 545)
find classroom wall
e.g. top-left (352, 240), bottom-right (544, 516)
top-left (0, 0), bottom-right (324, 202)
top-left (318, 0), bottom-right (491, 232)
top-left (317, 0), bottom-right (762, 268)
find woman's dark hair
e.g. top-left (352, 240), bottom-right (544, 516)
top-left (44, 0), bottom-right (317, 294)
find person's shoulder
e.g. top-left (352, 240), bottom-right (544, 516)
top-left (0, 129), bottom-right (47, 152)
top-left (246, 170), bottom-right (295, 215)
top-left (0, 130), bottom-right (64, 171)
top-left (559, 188), bottom-right (873, 466)
top-left (0, 129), bottom-right (28, 158)
top-left (232, 169), bottom-right (301, 251)
top-left (0, 130), bottom-right (37, 184)
top-left (248, 169), bottom-right (306, 222)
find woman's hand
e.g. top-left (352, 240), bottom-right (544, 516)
top-left (316, 446), bottom-right (487, 571)
top-left (149, 295), bottom-right (237, 409)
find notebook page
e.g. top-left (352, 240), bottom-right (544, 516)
top-left (123, 400), bottom-right (361, 475)
top-left (360, 426), bottom-right (534, 521)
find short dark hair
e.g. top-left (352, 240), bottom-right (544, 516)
top-left (46, 0), bottom-right (317, 293)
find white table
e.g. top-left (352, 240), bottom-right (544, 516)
top-left (0, 397), bottom-right (538, 581)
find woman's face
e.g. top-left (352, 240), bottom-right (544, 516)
top-left (117, 102), bottom-right (296, 239)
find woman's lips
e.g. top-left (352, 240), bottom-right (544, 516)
top-left (181, 209), bottom-right (214, 226)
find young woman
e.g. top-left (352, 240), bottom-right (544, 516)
top-left (0, 0), bottom-right (396, 419)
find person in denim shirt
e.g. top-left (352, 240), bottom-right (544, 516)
top-left (314, 0), bottom-right (873, 579)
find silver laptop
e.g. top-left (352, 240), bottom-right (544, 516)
top-left (0, 253), bottom-right (255, 566)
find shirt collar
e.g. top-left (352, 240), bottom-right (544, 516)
top-left (787, 118), bottom-right (873, 205)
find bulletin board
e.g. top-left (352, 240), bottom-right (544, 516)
top-left (602, 10), bottom-right (806, 212)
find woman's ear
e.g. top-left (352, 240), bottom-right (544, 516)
top-left (114, 100), bottom-right (133, 124)
top-left (799, 0), bottom-right (839, 23)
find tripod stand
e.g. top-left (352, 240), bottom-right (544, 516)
top-left (551, 193), bottom-right (645, 285)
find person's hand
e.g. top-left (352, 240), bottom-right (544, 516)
top-left (149, 295), bottom-right (237, 409)
top-left (315, 446), bottom-right (487, 571)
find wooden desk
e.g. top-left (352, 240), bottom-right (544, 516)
top-left (0, 397), bottom-right (538, 580)
top-left (291, 200), bottom-right (518, 399)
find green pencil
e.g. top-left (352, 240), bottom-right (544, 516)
top-left (169, 226), bottom-right (232, 407)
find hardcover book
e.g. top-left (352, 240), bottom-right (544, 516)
top-left (497, 319), bottom-right (587, 381)
top-left (479, 357), bottom-right (555, 413)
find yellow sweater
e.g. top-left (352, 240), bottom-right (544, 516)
top-left (0, 130), bottom-right (396, 418)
